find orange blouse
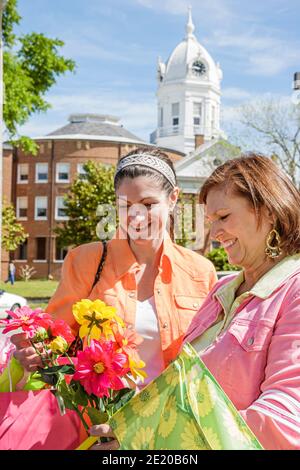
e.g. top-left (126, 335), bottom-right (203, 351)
top-left (47, 233), bottom-right (217, 366)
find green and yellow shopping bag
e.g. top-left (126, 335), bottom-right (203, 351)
top-left (109, 343), bottom-right (263, 450)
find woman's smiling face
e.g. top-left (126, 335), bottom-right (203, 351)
top-left (116, 176), bottom-right (178, 244)
top-left (206, 187), bottom-right (274, 269)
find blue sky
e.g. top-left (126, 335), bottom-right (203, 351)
top-left (16, 0), bottom-right (300, 141)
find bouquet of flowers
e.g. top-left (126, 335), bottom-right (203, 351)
top-left (0, 300), bottom-right (146, 448)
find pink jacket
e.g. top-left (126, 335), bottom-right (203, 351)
top-left (185, 268), bottom-right (300, 450)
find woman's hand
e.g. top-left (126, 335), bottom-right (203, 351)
top-left (89, 424), bottom-right (120, 451)
top-left (10, 333), bottom-right (43, 372)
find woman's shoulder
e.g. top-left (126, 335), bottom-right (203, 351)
top-left (172, 243), bottom-right (216, 277)
top-left (66, 241), bottom-right (104, 267)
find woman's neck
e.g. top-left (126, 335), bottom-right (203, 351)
top-left (129, 237), bottom-right (164, 266)
top-left (243, 255), bottom-right (285, 291)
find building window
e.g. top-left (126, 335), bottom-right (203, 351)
top-left (56, 163), bottom-right (70, 183)
top-left (36, 163), bottom-right (48, 183)
top-left (211, 105), bottom-right (216, 132)
top-left (15, 239), bottom-right (28, 260)
top-left (193, 102), bottom-right (202, 128)
top-left (77, 163), bottom-right (88, 179)
top-left (159, 107), bottom-right (164, 128)
top-left (17, 164), bottom-right (29, 184)
top-left (16, 197), bottom-right (28, 220)
top-left (172, 103), bottom-right (180, 131)
top-left (55, 196), bottom-right (68, 220)
top-left (35, 196), bottom-right (48, 220)
top-left (36, 237), bottom-right (47, 260)
top-left (55, 240), bottom-right (68, 261)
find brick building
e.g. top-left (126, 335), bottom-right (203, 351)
top-left (2, 114), bottom-right (184, 280)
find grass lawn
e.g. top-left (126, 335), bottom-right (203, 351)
top-left (0, 280), bottom-right (58, 299)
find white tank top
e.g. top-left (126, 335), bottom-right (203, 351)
top-left (135, 296), bottom-right (165, 387)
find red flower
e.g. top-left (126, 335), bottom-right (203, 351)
top-left (73, 340), bottom-right (129, 397)
top-left (112, 322), bottom-right (143, 357)
top-left (50, 319), bottom-right (75, 344)
top-left (0, 306), bottom-right (52, 337)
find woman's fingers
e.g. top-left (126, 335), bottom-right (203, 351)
top-left (10, 333), bottom-right (31, 349)
top-left (90, 439), bottom-right (120, 451)
top-left (89, 424), bottom-right (116, 439)
top-left (13, 347), bottom-right (43, 371)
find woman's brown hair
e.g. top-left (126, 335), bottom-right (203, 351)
top-left (199, 153), bottom-right (300, 256)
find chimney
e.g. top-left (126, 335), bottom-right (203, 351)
top-left (195, 134), bottom-right (205, 148)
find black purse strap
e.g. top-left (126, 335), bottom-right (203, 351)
top-left (91, 240), bottom-right (108, 292)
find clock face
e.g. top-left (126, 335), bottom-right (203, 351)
top-left (192, 61), bottom-right (206, 76)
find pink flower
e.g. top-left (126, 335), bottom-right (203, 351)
top-left (0, 306), bottom-right (53, 338)
top-left (50, 319), bottom-right (75, 344)
top-left (0, 336), bottom-right (15, 374)
top-left (73, 340), bottom-right (129, 397)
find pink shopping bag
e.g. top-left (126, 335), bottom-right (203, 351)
top-left (0, 389), bottom-right (81, 450)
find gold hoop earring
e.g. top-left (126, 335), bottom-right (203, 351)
top-left (265, 229), bottom-right (282, 259)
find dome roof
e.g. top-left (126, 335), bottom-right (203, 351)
top-left (162, 8), bottom-right (222, 86)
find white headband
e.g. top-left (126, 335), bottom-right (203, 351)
top-left (115, 154), bottom-right (176, 187)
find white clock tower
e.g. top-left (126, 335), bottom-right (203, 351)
top-left (150, 8), bottom-right (224, 155)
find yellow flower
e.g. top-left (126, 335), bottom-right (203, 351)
top-left (72, 299), bottom-right (124, 340)
top-left (128, 356), bottom-right (147, 382)
top-left (109, 412), bottom-right (127, 442)
top-left (202, 427), bottom-right (222, 450)
top-left (221, 408), bottom-right (250, 445)
top-left (158, 395), bottom-right (177, 438)
top-left (180, 421), bottom-right (208, 450)
top-left (131, 382), bottom-right (160, 418)
top-left (188, 376), bottom-right (216, 418)
top-left (49, 336), bottom-right (68, 354)
top-left (131, 427), bottom-right (155, 450)
top-left (164, 365), bottom-right (178, 387)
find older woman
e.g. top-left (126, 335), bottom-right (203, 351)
top-left (92, 153), bottom-right (300, 450)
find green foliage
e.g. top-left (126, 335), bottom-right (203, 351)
top-left (206, 247), bottom-right (240, 272)
top-left (175, 193), bottom-right (196, 248)
top-left (2, 203), bottom-right (28, 251)
top-left (55, 161), bottom-right (116, 247)
top-left (2, 0), bottom-right (76, 153)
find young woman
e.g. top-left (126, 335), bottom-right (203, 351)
top-left (12, 147), bottom-right (217, 387)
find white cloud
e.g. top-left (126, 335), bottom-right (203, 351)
top-left (206, 30), bottom-right (300, 76)
top-left (18, 90), bottom-right (157, 141)
top-left (134, 0), bottom-right (235, 24)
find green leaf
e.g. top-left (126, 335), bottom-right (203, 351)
top-left (24, 372), bottom-right (45, 391)
top-left (87, 407), bottom-right (108, 425)
top-left (111, 389), bottom-right (136, 414)
top-left (73, 382), bottom-right (89, 407)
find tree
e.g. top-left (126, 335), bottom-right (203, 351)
top-left (2, 203), bottom-right (28, 251)
top-left (55, 161), bottom-right (116, 248)
top-left (206, 247), bottom-right (240, 272)
top-left (2, 0), bottom-right (76, 154)
top-left (235, 97), bottom-right (300, 187)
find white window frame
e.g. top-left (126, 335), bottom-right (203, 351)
top-left (54, 240), bottom-right (68, 263)
top-left (77, 163), bottom-right (88, 179)
top-left (16, 197), bottom-right (28, 220)
top-left (17, 164), bottom-right (29, 184)
top-left (55, 196), bottom-right (69, 221)
top-left (56, 162), bottom-right (70, 183)
top-left (35, 162), bottom-right (48, 183)
top-left (159, 107), bottom-right (164, 128)
top-left (193, 102), bottom-right (202, 127)
top-left (35, 196), bottom-right (48, 221)
top-left (172, 102), bottom-right (180, 126)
